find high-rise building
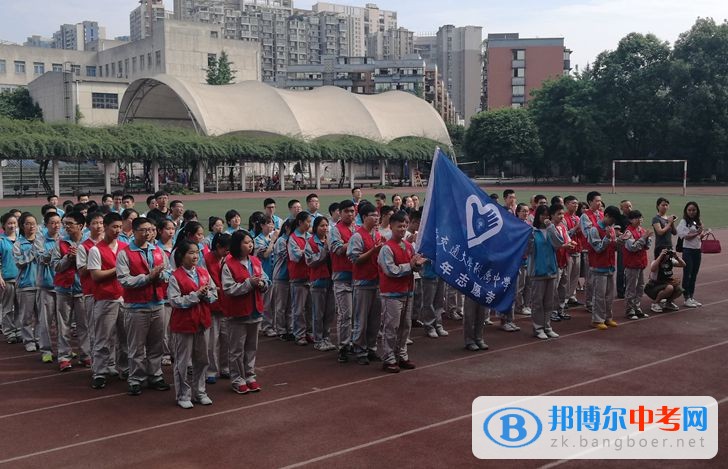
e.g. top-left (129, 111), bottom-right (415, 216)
top-left (24, 35), bottom-right (54, 49)
top-left (484, 33), bottom-right (571, 110)
top-left (312, 2), bottom-right (397, 57)
top-left (130, 0), bottom-right (167, 41)
top-left (367, 27), bottom-right (413, 61)
top-left (51, 21), bottom-right (106, 51)
top-left (415, 25), bottom-right (482, 124)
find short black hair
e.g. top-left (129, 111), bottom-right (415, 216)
top-left (288, 199), bottom-right (300, 209)
top-left (103, 212), bottom-right (122, 226)
top-left (101, 193), bottom-right (112, 203)
top-left (656, 197), bottom-right (670, 209)
top-left (146, 195), bottom-right (156, 206)
top-left (63, 211), bottom-right (86, 226)
top-left (390, 211), bottom-right (408, 224)
top-left (380, 205), bottom-right (394, 217)
top-left (604, 205), bottom-right (621, 220)
top-left (225, 209), bottom-right (240, 224)
top-left (41, 204), bottom-right (56, 216)
top-left (183, 209), bottom-right (198, 222)
top-left (173, 240), bottom-right (198, 268)
top-left (170, 200), bottom-right (183, 209)
top-left (263, 198), bottom-right (276, 208)
top-left (211, 232), bottom-right (232, 251)
top-left (548, 204), bottom-right (565, 217)
top-left (229, 230), bottom-right (253, 259)
top-left (351, 186), bottom-right (361, 194)
top-left (112, 190), bottom-right (123, 198)
top-left (564, 195), bottom-right (577, 204)
top-left (208, 216), bottom-right (223, 231)
top-left (339, 199), bottom-right (355, 211)
top-left (47, 194), bottom-right (58, 202)
top-left (306, 193), bottom-right (318, 203)
top-left (586, 191), bottom-right (601, 203)
top-left (550, 195), bottom-right (563, 206)
top-left (627, 209), bottom-right (643, 220)
top-left (533, 205), bottom-right (550, 229)
top-left (132, 216), bottom-right (153, 231)
top-left (122, 194), bottom-right (134, 202)
top-left (503, 189), bottom-right (515, 199)
top-left (375, 192), bottom-right (386, 201)
top-left (86, 211), bottom-right (104, 224)
top-left (44, 211), bottom-right (61, 224)
top-left (328, 202), bottom-right (340, 215)
top-left (312, 215), bottom-right (329, 233)
top-left (154, 190), bottom-right (168, 199)
top-left (121, 208), bottom-right (139, 221)
top-left (73, 202), bottom-right (88, 213)
top-left (358, 202), bottom-right (377, 218)
top-left (534, 194), bottom-right (547, 203)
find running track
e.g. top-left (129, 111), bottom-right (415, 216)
top-left (0, 231), bottom-right (726, 468)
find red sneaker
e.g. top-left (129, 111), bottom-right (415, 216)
top-left (59, 360), bottom-right (72, 372)
top-left (233, 383), bottom-right (250, 394)
top-left (248, 381), bottom-right (262, 392)
top-left (80, 357), bottom-right (92, 368)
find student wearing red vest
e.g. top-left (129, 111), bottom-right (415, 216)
top-left (88, 212), bottom-right (128, 390)
top-left (580, 191), bottom-right (605, 312)
top-left (287, 212), bottom-right (311, 346)
top-left (586, 205), bottom-right (622, 330)
top-left (347, 202), bottom-right (384, 365)
top-left (221, 230), bottom-right (270, 394)
top-left (328, 199), bottom-right (356, 363)
top-left (203, 232), bottom-right (231, 384)
top-left (377, 211), bottom-right (425, 372)
top-left (168, 240), bottom-right (217, 409)
top-left (305, 216), bottom-right (335, 352)
top-left (563, 196), bottom-right (583, 306)
top-left (622, 210), bottom-right (653, 320)
top-left (117, 217), bottom-right (171, 396)
top-left (550, 204), bottom-right (577, 323)
top-left (52, 211), bottom-right (88, 370)
top-left (76, 211), bottom-right (105, 361)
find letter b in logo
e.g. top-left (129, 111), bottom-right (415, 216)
top-left (483, 407), bottom-right (542, 448)
top-left (500, 414), bottom-right (527, 442)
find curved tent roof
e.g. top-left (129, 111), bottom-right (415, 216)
top-left (119, 75), bottom-right (451, 145)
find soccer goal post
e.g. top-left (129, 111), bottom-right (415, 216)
top-left (611, 159), bottom-right (687, 196)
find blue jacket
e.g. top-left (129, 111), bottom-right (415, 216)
top-left (0, 234), bottom-right (18, 281)
top-left (35, 234), bottom-right (58, 289)
top-left (13, 235), bottom-right (39, 290)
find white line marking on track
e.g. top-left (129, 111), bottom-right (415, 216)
top-left (0, 353), bottom-right (36, 361)
top-left (281, 341), bottom-right (728, 468)
top-left (0, 393), bottom-right (127, 420)
top-left (1, 299), bottom-right (727, 464)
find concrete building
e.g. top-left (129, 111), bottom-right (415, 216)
top-left (24, 35), bottom-right (54, 49)
top-left (131, 0), bottom-right (168, 41)
top-left (484, 33), bottom-right (571, 110)
top-left (52, 21), bottom-right (106, 51)
top-left (367, 27), bottom-right (414, 61)
top-left (312, 2), bottom-right (397, 57)
top-left (425, 64), bottom-right (456, 125)
top-left (0, 45), bottom-right (94, 93)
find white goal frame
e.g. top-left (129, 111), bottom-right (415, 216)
top-left (611, 159), bottom-right (687, 196)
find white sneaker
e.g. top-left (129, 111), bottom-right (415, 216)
top-left (693, 298), bottom-right (702, 307)
top-left (545, 329), bottom-right (560, 339)
top-left (25, 342), bottom-right (37, 352)
top-left (534, 329), bottom-right (548, 340)
top-left (405, 338), bottom-right (414, 345)
top-left (435, 325), bottom-right (449, 337)
top-left (178, 400), bottom-right (194, 409)
top-left (425, 328), bottom-right (438, 338)
top-left (194, 395), bottom-right (213, 406)
top-left (650, 303), bottom-right (663, 313)
top-left (683, 298), bottom-right (698, 308)
top-left (521, 307), bottom-right (532, 316)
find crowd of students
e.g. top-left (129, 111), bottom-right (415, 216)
top-left (0, 187), bottom-right (711, 409)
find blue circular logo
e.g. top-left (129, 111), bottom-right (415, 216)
top-left (482, 407), bottom-right (542, 448)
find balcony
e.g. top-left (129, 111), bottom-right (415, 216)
top-left (512, 60), bottom-right (525, 68)
top-left (511, 77), bottom-right (524, 86)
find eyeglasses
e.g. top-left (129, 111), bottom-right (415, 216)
top-left (135, 227), bottom-right (154, 233)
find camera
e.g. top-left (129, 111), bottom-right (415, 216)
top-left (665, 249), bottom-right (675, 257)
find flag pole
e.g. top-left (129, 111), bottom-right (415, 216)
top-left (416, 147), bottom-right (440, 254)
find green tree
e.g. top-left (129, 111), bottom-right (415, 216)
top-left (0, 88), bottom-right (43, 120)
top-left (206, 51), bottom-right (237, 85)
top-left (670, 18), bottom-right (728, 179)
top-left (588, 33), bottom-right (672, 160)
top-left (446, 123), bottom-right (465, 157)
top-left (529, 75), bottom-right (609, 180)
top-left (464, 108), bottom-right (542, 178)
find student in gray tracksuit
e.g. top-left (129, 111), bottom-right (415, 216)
top-left (328, 200), bottom-right (356, 362)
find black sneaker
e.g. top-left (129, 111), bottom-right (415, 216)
top-left (337, 347), bottom-right (348, 363)
top-left (558, 310), bottom-right (571, 320)
top-left (357, 356), bottom-right (370, 365)
top-left (412, 320), bottom-right (424, 328)
top-left (148, 379), bottom-right (171, 391)
top-left (120, 370), bottom-right (129, 381)
top-left (91, 376), bottom-right (106, 390)
top-left (127, 383), bottom-right (142, 396)
top-left (550, 311), bottom-right (562, 322)
top-left (367, 350), bottom-right (381, 362)
top-left (626, 312), bottom-right (639, 320)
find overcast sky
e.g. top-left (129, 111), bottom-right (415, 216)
top-left (1, 0), bottom-right (726, 68)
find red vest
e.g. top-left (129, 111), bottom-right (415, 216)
top-left (54, 239), bottom-right (77, 289)
top-left (555, 224), bottom-right (570, 269)
top-left (80, 238), bottom-right (98, 296)
top-left (287, 232), bottom-right (309, 281)
top-left (93, 240), bottom-right (127, 301)
top-left (331, 222), bottom-right (354, 273)
top-left (221, 255), bottom-right (264, 318)
top-left (352, 227), bottom-right (381, 281)
top-left (170, 267), bottom-right (212, 333)
top-left (379, 239), bottom-right (414, 294)
top-left (307, 236), bottom-right (330, 282)
top-left (587, 223), bottom-right (616, 269)
top-left (565, 212), bottom-right (585, 251)
top-left (203, 249), bottom-right (227, 313)
top-left (120, 244), bottom-right (167, 304)
top-left (622, 225), bottom-right (649, 269)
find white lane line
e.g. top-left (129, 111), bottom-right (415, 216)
top-left (0, 393), bottom-right (127, 420)
top-left (281, 341), bottom-right (728, 468)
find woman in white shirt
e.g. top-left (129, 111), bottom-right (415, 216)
top-left (676, 202), bottom-right (709, 308)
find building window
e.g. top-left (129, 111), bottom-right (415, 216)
top-left (155, 50), bottom-right (161, 68)
top-left (513, 49), bottom-right (525, 61)
top-left (513, 67), bottom-right (525, 77)
top-left (98, 66), bottom-right (103, 77)
top-left (140, 54), bottom-right (145, 71)
top-left (208, 53), bottom-right (217, 67)
top-left (72, 64), bottom-right (80, 76)
top-left (111, 62), bottom-right (115, 76)
top-left (52, 63), bottom-right (63, 72)
top-left (147, 53), bottom-right (152, 68)
top-left (14, 61), bottom-right (26, 74)
top-left (105, 64), bottom-right (109, 76)
top-left (210, 31), bottom-right (219, 39)
top-left (86, 66), bottom-right (96, 77)
top-left (132, 56), bottom-right (137, 73)
top-left (117, 61), bottom-right (123, 76)
top-left (124, 59), bottom-right (129, 78)
top-left (512, 85), bottom-right (525, 96)
top-left (0, 60), bottom-right (5, 74)
top-left (91, 92), bottom-right (119, 109)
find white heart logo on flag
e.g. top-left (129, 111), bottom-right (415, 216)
top-left (465, 195), bottom-right (503, 248)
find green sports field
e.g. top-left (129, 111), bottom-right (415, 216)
top-left (7, 188), bottom-right (726, 229)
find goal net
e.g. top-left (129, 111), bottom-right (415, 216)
top-left (611, 159), bottom-right (687, 196)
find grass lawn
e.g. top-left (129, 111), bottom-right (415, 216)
top-left (7, 189), bottom-right (726, 229)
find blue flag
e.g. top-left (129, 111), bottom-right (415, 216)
top-left (418, 149), bottom-right (531, 311)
